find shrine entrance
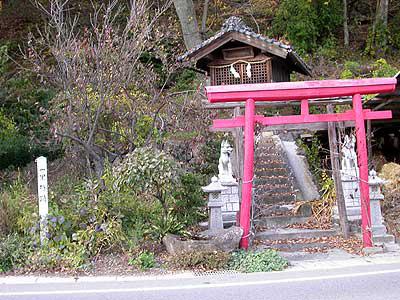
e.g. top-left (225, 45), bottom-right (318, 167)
top-left (205, 78), bottom-right (397, 249)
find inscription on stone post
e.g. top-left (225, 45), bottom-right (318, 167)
top-left (36, 156), bottom-right (49, 244)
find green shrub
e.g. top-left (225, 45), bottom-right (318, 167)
top-left (297, 136), bottom-right (323, 185)
top-left (272, 0), bottom-right (342, 53)
top-left (0, 112), bottom-right (32, 169)
top-left (0, 233), bottom-right (30, 273)
top-left (273, 0), bottom-right (318, 52)
top-left (113, 147), bottom-right (203, 240)
top-left (0, 45), bottom-right (9, 75)
top-left (365, 21), bottom-right (389, 56)
top-left (340, 59), bottom-right (397, 80)
top-left (228, 249), bottom-right (288, 273)
top-left (172, 173), bottom-right (206, 226)
top-left (171, 69), bottom-right (198, 92)
top-left (371, 59), bottom-right (398, 78)
top-left (0, 179), bottom-right (36, 236)
top-left (389, 11), bottom-right (400, 50)
top-left (170, 251), bottom-right (230, 271)
top-left (129, 251), bottom-right (156, 270)
top-left (0, 44), bottom-right (59, 169)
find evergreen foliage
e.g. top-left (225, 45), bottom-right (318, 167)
top-left (273, 0), bottom-right (342, 52)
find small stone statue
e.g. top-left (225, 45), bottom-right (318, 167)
top-left (341, 134), bottom-right (358, 174)
top-left (218, 140), bottom-right (235, 183)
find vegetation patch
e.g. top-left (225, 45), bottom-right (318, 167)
top-left (228, 249), bottom-right (288, 273)
top-left (169, 250), bottom-right (230, 271)
top-left (128, 251), bottom-right (156, 270)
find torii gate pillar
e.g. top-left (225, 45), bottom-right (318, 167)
top-left (240, 99), bottom-right (255, 249)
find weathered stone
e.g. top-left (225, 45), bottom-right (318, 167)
top-left (297, 202), bottom-right (312, 217)
top-left (162, 226), bottom-right (243, 255)
top-left (202, 176), bottom-right (226, 232)
top-left (362, 246), bottom-right (384, 255)
top-left (218, 140), bottom-right (236, 184)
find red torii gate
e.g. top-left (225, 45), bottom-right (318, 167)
top-left (205, 78), bottom-right (397, 249)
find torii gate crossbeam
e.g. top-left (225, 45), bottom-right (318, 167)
top-left (206, 78), bottom-right (397, 249)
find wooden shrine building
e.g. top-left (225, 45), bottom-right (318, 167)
top-left (178, 16), bottom-right (312, 86)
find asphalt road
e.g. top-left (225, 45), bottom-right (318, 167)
top-left (1, 263), bottom-right (400, 300)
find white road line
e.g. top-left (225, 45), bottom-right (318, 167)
top-left (1, 268), bottom-right (400, 297)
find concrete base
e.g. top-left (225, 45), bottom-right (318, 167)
top-left (383, 243), bottom-right (400, 253)
top-left (373, 234), bottom-right (396, 244)
top-left (362, 246), bottom-right (384, 255)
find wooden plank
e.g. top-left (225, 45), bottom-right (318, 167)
top-left (301, 99), bottom-right (309, 115)
top-left (327, 105), bottom-right (349, 238)
top-left (367, 120), bottom-right (372, 168)
top-left (267, 123), bottom-right (328, 131)
top-left (206, 78), bottom-right (397, 103)
top-left (190, 34), bottom-right (234, 62)
top-left (233, 107), bottom-right (244, 220)
top-left (265, 121), bottom-right (356, 131)
top-left (231, 32), bottom-right (288, 59)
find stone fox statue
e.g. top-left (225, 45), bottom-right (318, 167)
top-left (218, 140), bottom-right (235, 183)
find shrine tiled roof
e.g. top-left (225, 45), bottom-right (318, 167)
top-left (178, 16), bottom-right (312, 76)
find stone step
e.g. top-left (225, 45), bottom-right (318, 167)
top-left (383, 243), bottom-right (400, 252)
top-left (258, 241), bottom-right (329, 252)
top-left (255, 197), bottom-right (296, 205)
top-left (256, 152), bottom-right (284, 157)
top-left (255, 186), bottom-right (294, 194)
top-left (255, 228), bottom-right (338, 241)
top-left (255, 215), bottom-right (311, 229)
top-left (255, 192), bottom-right (296, 199)
top-left (256, 162), bottom-right (288, 169)
top-left (256, 142), bottom-right (278, 147)
top-left (254, 177), bottom-right (292, 185)
top-left (255, 169), bottom-right (291, 177)
top-left (373, 234), bottom-right (396, 244)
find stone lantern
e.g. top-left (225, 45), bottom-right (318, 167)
top-left (369, 170), bottom-right (388, 236)
top-left (368, 170), bottom-right (399, 251)
top-left (202, 176), bottom-right (227, 232)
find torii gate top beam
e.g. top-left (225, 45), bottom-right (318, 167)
top-left (206, 78), bottom-right (397, 103)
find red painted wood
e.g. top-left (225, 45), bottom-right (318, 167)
top-left (239, 99), bottom-right (255, 249)
top-left (353, 94), bottom-right (373, 248)
top-left (301, 100), bottom-right (309, 115)
top-left (206, 78), bottom-right (396, 103)
top-left (212, 110), bottom-right (392, 129)
top-left (207, 78), bottom-right (396, 250)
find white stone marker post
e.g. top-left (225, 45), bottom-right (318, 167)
top-left (36, 156), bottom-right (49, 245)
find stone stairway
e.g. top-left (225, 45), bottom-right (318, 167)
top-left (252, 131), bottom-right (337, 251)
top-left (253, 131), bottom-right (297, 219)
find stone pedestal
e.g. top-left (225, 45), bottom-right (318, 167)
top-left (220, 180), bottom-right (240, 225)
top-left (202, 176), bottom-right (227, 233)
top-left (341, 171), bottom-right (361, 221)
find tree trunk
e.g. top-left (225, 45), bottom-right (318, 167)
top-left (343, 0), bottom-right (349, 46)
top-left (173, 0), bottom-right (202, 50)
top-left (201, 0), bottom-right (210, 38)
top-left (373, 0), bottom-right (389, 46)
top-left (375, 0), bottom-right (389, 27)
top-left (92, 155), bottom-right (105, 179)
